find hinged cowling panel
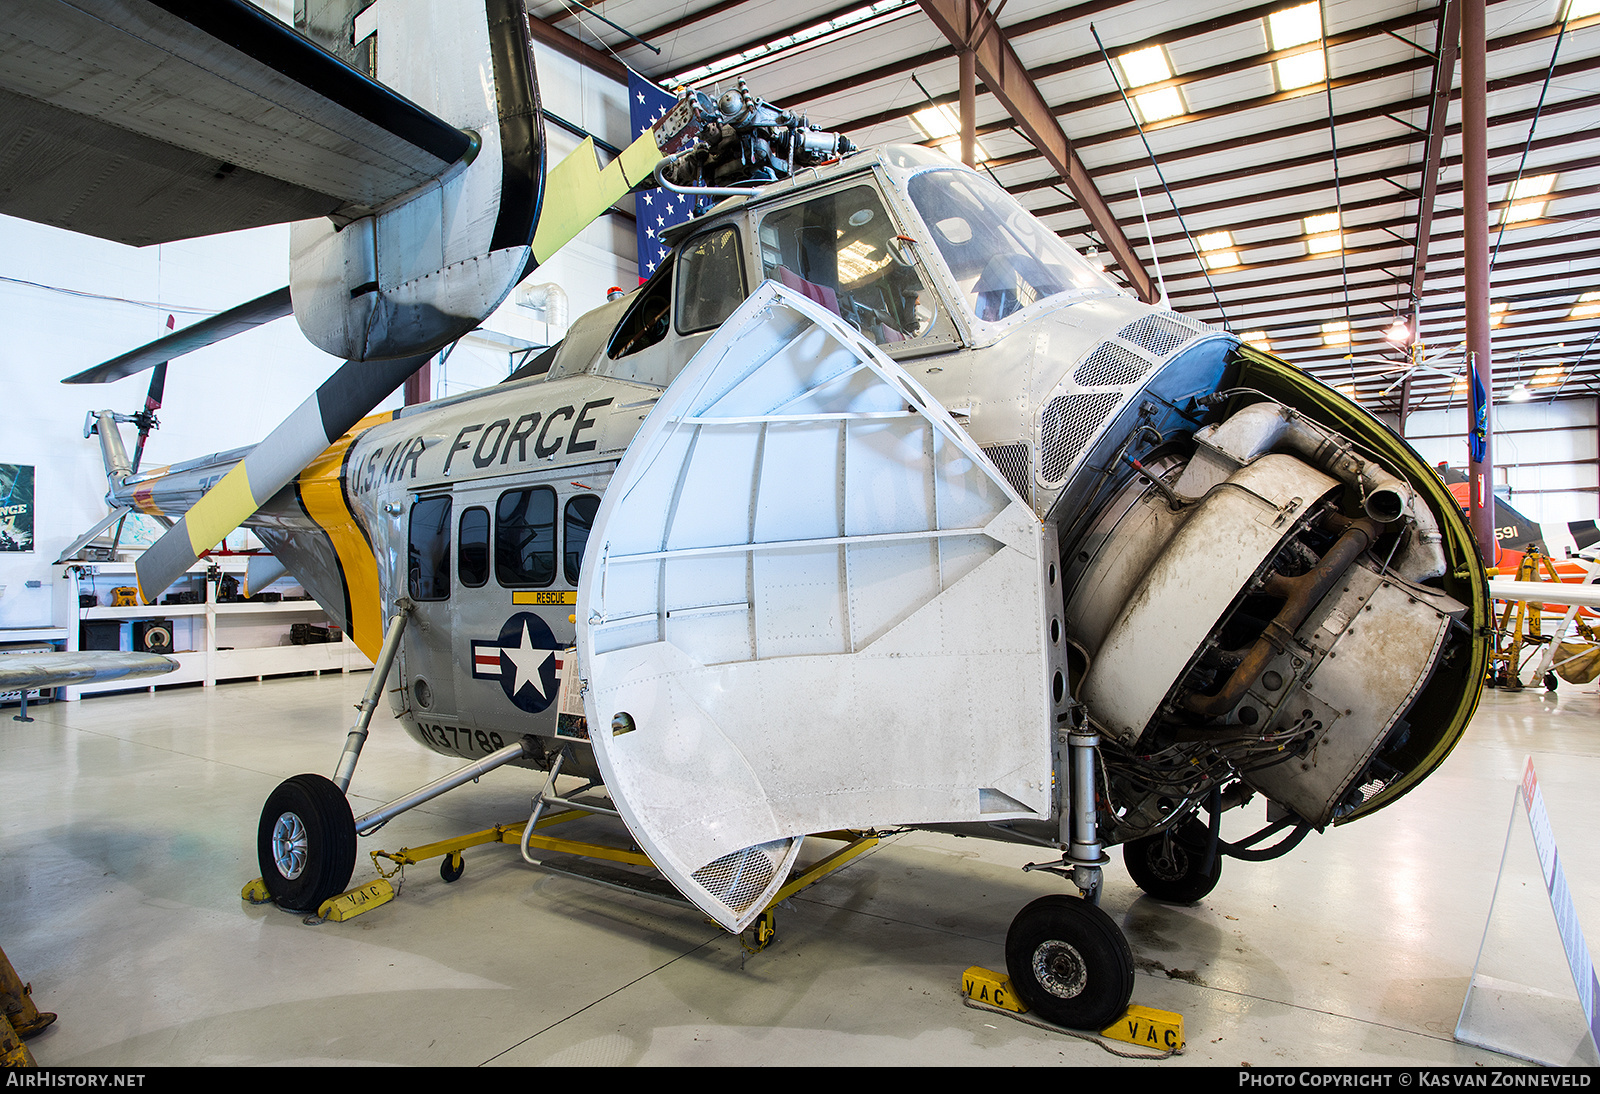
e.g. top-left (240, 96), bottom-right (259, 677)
top-left (576, 282), bottom-right (1054, 932)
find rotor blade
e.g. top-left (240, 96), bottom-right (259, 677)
top-left (62, 287), bottom-right (293, 385)
top-left (134, 353), bottom-right (428, 601)
top-left (130, 361), bottom-right (168, 475)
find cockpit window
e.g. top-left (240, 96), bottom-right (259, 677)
top-left (758, 184), bottom-right (934, 347)
top-left (676, 227), bottom-right (746, 334)
top-left (907, 170), bottom-right (1115, 322)
top-left (607, 256), bottom-right (673, 359)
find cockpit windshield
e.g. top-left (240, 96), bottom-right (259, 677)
top-left (906, 170), bottom-right (1117, 323)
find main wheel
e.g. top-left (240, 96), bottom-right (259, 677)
top-left (1005, 895), bottom-right (1134, 1030)
top-left (258, 774), bottom-right (356, 912)
top-left (1123, 819), bottom-right (1222, 903)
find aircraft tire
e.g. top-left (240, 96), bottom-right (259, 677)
top-left (258, 774), bottom-right (357, 912)
top-left (1004, 895), bottom-right (1134, 1031)
top-left (1123, 820), bottom-right (1222, 904)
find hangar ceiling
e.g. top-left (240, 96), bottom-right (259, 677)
top-left (527, 0), bottom-right (1600, 422)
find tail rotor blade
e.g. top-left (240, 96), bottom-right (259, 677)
top-left (130, 360), bottom-right (168, 476)
top-left (134, 353), bottom-right (430, 601)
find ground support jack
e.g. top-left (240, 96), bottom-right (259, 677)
top-left (362, 808), bottom-right (879, 951)
top-left (1, 944), bottom-right (56, 1067)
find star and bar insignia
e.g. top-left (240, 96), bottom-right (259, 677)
top-left (471, 612), bottom-right (566, 714)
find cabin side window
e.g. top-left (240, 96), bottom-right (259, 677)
top-left (676, 226), bottom-right (746, 334)
top-left (758, 184), bottom-right (932, 347)
top-left (408, 495), bottom-right (452, 601)
top-left (607, 256), bottom-right (674, 360)
top-left (563, 494), bottom-right (600, 584)
top-left (458, 506), bottom-right (489, 588)
top-left (495, 486), bottom-right (556, 587)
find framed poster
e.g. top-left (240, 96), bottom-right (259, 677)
top-left (0, 464), bottom-right (33, 553)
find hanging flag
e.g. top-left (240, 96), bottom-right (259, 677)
top-left (628, 70), bottom-right (695, 283)
top-left (1470, 363), bottom-right (1489, 464)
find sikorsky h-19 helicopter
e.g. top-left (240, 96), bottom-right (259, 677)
top-left (22, 1), bottom-right (1488, 1032)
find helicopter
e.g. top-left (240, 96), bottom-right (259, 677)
top-left (20, 1), bottom-right (1488, 1032)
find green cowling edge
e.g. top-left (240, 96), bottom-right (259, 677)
top-left (1229, 343), bottom-right (1491, 826)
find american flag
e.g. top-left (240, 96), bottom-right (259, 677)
top-left (629, 70), bottom-right (695, 282)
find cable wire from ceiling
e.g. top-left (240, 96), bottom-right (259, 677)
top-left (1317, 0), bottom-right (1354, 391)
top-left (1490, 13), bottom-right (1570, 270)
top-left (1088, 23), bottom-right (1230, 329)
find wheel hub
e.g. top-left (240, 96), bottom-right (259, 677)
top-left (1149, 837), bottom-right (1190, 881)
top-left (271, 811), bottom-right (309, 880)
top-left (1031, 940), bottom-right (1088, 1000)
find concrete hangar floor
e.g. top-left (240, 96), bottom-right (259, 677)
top-left (1, 670), bottom-right (1593, 1067)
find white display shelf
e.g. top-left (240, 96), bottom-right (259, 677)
top-left (54, 559), bottom-right (372, 698)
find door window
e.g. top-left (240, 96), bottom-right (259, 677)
top-left (458, 506), bottom-right (489, 588)
top-left (564, 494), bottom-right (601, 584)
top-left (408, 495), bottom-right (451, 601)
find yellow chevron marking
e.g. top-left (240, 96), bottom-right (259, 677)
top-left (531, 130), bottom-right (664, 263)
top-left (183, 463), bottom-right (255, 555)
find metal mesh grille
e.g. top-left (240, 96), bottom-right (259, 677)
top-left (692, 846), bottom-right (779, 914)
top-left (1040, 392), bottom-right (1122, 485)
top-left (982, 443), bottom-right (1031, 501)
top-left (1118, 314), bottom-right (1199, 359)
top-left (1073, 341), bottom-right (1153, 387)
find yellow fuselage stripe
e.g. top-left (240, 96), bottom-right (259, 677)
top-left (297, 413), bottom-right (395, 661)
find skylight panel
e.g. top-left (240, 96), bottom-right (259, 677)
top-left (1501, 173), bottom-right (1557, 223)
top-left (912, 105), bottom-right (958, 140)
top-left (1134, 86), bottom-right (1186, 124)
top-left (1117, 45), bottom-right (1187, 124)
top-left (1321, 320), bottom-right (1350, 346)
top-left (1266, 2), bottom-right (1326, 91)
top-left (1197, 230), bottom-right (1238, 269)
top-left (1240, 330), bottom-right (1271, 351)
top-left (911, 103), bottom-right (987, 163)
top-left (1303, 210), bottom-right (1343, 254)
top-left (1571, 292), bottom-right (1600, 320)
top-left (1531, 363), bottom-right (1569, 388)
top-left (1268, 3), bottom-right (1323, 49)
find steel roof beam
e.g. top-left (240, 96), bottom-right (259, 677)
top-left (917, 0), bottom-right (1156, 302)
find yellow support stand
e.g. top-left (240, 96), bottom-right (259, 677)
top-left (1491, 547), bottom-right (1564, 689)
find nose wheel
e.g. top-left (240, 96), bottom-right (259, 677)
top-left (257, 774), bottom-right (357, 912)
top-left (1004, 895), bottom-right (1134, 1030)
